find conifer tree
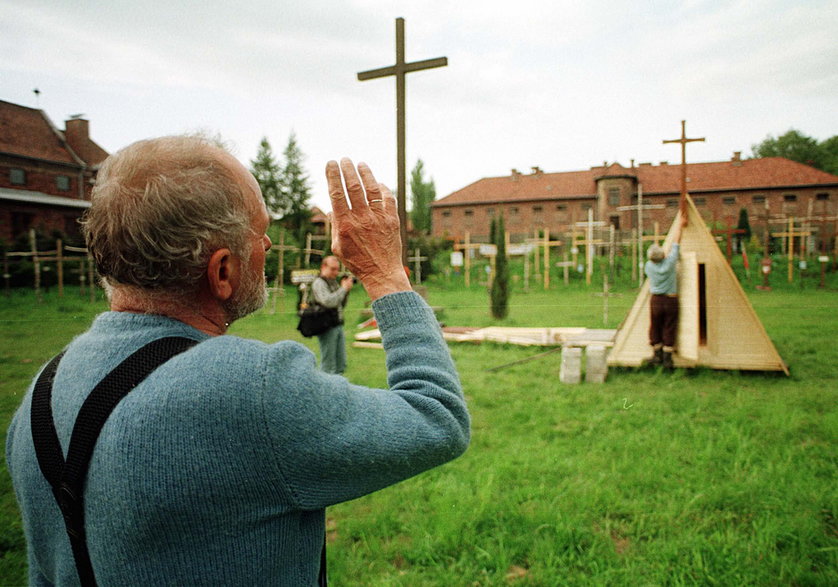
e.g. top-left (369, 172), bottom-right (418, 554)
top-left (250, 137), bottom-right (283, 218)
top-left (409, 159), bottom-right (436, 234)
top-left (490, 214), bottom-right (509, 319)
top-left (279, 131), bottom-right (313, 244)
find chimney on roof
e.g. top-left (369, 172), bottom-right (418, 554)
top-left (511, 168), bottom-right (521, 180)
top-left (630, 159), bottom-right (635, 168)
top-left (659, 161), bottom-right (669, 165)
top-left (638, 162), bottom-right (652, 166)
top-left (65, 116), bottom-right (91, 160)
top-left (731, 151), bottom-right (743, 166)
top-left (530, 166), bottom-right (542, 176)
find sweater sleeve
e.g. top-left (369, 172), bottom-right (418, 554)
top-left (260, 291), bottom-right (469, 509)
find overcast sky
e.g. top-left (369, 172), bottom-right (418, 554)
top-left (2, 0), bottom-right (836, 211)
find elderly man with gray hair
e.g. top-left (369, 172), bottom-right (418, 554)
top-left (6, 136), bottom-right (469, 586)
top-left (644, 214), bottom-right (687, 369)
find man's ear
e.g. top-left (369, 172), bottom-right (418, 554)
top-left (207, 248), bottom-right (239, 301)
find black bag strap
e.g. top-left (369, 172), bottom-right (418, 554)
top-left (30, 336), bottom-right (198, 587)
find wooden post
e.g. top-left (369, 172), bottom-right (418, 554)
top-left (30, 229), bottom-right (42, 302)
top-left (87, 254), bottom-right (95, 302)
top-left (407, 248), bottom-right (428, 284)
top-left (56, 239), bottom-right (64, 298)
top-left (663, 120), bottom-right (705, 219)
top-left (357, 18), bottom-right (448, 265)
top-left (3, 251), bottom-right (10, 297)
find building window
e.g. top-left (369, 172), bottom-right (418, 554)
top-left (816, 193), bottom-right (829, 201)
top-left (56, 175), bottom-right (71, 191)
top-left (10, 168), bottom-right (26, 185)
top-left (783, 194), bottom-right (797, 202)
top-left (582, 204), bottom-right (592, 211)
top-left (464, 209), bottom-right (474, 216)
top-left (667, 199), bottom-right (679, 208)
top-left (693, 198), bottom-right (706, 206)
top-left (556, 204), bottom-right (567, 211)
top-left (487, 208), bottom-right (495, 217)
top-left (752, 195), bottom-right (766, 204)
top-left (533, 205), bottom-right (542, 213)
top-left (723, 197), bottom-right (736, 205)
top-left (608, 187), bottom-right (620, 206)
top-left (509, 207), bottom-right (519, 215)
top-left (442, 211), bottom-right (451, 217)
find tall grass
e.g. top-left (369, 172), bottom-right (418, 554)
top-left (1, 276), bottom-right (836, 585)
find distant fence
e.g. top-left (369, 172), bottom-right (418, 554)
top-left (3, 229), bottom-right (98, 301)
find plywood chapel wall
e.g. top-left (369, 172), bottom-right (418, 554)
top-left (608, 196), bottom-right (787, 373)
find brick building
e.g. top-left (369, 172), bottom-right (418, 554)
top-left (0, 99), bottom-right (109, 244)
top-left (431, 155), bottom-right (838, 249)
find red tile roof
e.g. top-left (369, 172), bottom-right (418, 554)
top-left (433, 158), bottom-right (838, 207)
top-left (0, 99), bottom-right (107, 166)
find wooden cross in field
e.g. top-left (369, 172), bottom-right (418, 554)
top-left (617, 183), bottom-right (665, 285)
top-left (574, 209), bottom-right (607, 285)
top-left (453, 232), bottom-right (483, 287)
top-left (711, 218), bottom-right (746, 262)
top-left (663, 120), bottom-right (705, 219)
top-left (528, 230), bottom-right (565, 289)
top-left (358, 17), bottom-right (448, 264)
top-left (269, 231), bottom-right (302, 314)
top-left (770, 217), bottom-right (812, 283)
top-left (407, 248), bottom-right (428, 284)
top-left (594, 273), bottom-right (622, 326)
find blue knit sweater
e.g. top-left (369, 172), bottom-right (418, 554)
top-left (6, 291), bottom-right (469, 586)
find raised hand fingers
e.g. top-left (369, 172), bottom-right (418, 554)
top-left (326, 160), bottom-right (349, 216)
top-left (339, 158), bottom-right (368, 211)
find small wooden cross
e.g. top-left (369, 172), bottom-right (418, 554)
top-left (663, 120), bottom-right (705, 219)
top-left (771, 217), bottom-right (812, 282)
top-left (574, 209), bottom-right (607, 285)
top-left (711, 218), bottom-right (746, 262)
top-left (358, 18), bottom-right (447, 265)
top-left (453, 232), bottom-right (483, 287)
top-left (407, 247), bottom-right (428, 284)
top-left (617, 183), bottom-right (665, 286)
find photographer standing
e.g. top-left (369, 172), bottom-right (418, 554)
top-left (311, 256), bottom-right (353, 374)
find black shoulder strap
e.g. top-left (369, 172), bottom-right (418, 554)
top-left (30, 336), bottom-right (198, 587)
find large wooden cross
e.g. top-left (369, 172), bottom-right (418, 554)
top-left (663, 120), bottom-right (705, 220)
top-left (358, 18), bottom-right (448, 264)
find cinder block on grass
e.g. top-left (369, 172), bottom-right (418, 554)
top-left (585, 344), bottom-right (608, 383)
top-left (560, 346), bottom-right (582, 384)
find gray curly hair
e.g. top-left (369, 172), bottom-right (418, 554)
top-left (647, 244), bottom-right (665, 263)
top-left (82, 136), bottom-right (253, 295)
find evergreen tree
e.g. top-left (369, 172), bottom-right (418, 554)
top-left (490, 214), bottom-right (509, 319)
top-left (279, 131), bottom-right (313, 244)
top-left (409, 159), bottom-right (436, 234)
top-left (250, 137), bottom-right (284, 218)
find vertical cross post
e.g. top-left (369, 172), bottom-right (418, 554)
top-left (357, 18), bottom-right (447, 264)
top-left (663, 120), bottom-right (705, 221)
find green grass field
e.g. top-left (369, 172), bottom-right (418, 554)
top-left (1, 274), bottom-right (836, 585)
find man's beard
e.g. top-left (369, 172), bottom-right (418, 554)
top-left (224, 267), bottom-right (268, 324)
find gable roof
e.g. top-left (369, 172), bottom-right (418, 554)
top-left (433, 158), bottom-right (838, 207)
top-left (0, 99), bottom-right (107, 167)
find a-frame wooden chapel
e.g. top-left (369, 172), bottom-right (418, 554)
top-left (608, 194), bottom-right (789, 374)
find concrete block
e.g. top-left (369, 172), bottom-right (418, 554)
top-left (585, 345), bottom-right (609, 383)
top-left (560, 346), bottom-right (582, 384)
